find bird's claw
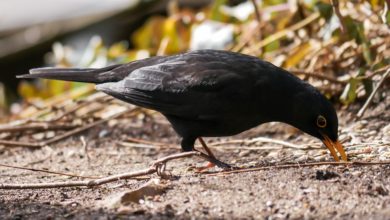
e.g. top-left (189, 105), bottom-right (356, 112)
top-left (194, 161), bottom-right (234, 173)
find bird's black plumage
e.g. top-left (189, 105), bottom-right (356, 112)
top-left (18, 50), bottom-right (347, 161)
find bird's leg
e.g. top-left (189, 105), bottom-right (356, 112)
top-left (195, 137), bottom-right (230, 171)
top-left (198, 137), bottom-right (216, 158)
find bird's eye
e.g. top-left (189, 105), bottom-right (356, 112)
top-left (316, 115), bottom-right (327, 128)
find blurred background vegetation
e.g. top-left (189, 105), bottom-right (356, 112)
top-left (1, 0), bottom-right (389, 121)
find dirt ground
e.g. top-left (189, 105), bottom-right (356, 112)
top-left (0, 95), bottom-right (389, 220)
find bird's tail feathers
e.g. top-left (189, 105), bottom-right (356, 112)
top-left (17, 64), bottom-right (122, 84)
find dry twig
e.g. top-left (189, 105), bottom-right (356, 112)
top-left (208, 137), bottom-right (316, 150)
top-left (330, 0), bottom-right (347, 33)
top-left (2, 153), bottom-right (389, 189)
top-left (289, 70), bottom-right (347, 85)
top-left (0, 163), bottom-right (100, 179)
top-left (121, 136), bottom-right (319, 151)
top-left (81, 136), bottom-right (91, 163)
top-left (0, 151), bottom-right (221, 189)
top-left (206, 161), bottom-right (390, 176)
top-left (0, 123), bottom-right (76, 133)
top-left (357, 68), bottom-right (390, 118)
top-left (246, 12), bottom-right (320, 55)
top-left (0, 108), bottom-right (136, 148)
top-left (250, 0), bottom-right (261, 24)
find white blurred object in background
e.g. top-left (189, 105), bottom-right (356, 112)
top-left (190, 20), bottom-right (234, 50)
top-left (0, 0), bottom-right (138, 32)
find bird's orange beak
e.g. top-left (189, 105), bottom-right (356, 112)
top-left (321, 134), bottom-right (347, 161)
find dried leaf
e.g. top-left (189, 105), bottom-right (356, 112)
top-left (369, 0), bottom-right (384, 9)
top-left (102, 179), bottom-right (169, 208)
top-left (108, 41), bottom-right (129, 60)
top-left (162, 18), bottom-right (182, 54)
top-left (284, 41), bottom-right (316, 68)
top-left (132, 17), bottom-right (165, 50)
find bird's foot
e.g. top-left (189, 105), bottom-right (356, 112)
top-left (193, 137), bottom-right (232, 172)
top-left (195, 162), bottom-right (216, 173)
top-left (193, 153), bottom-right (232, 173)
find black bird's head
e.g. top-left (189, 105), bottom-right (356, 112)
top-left (288, 85), bottom-right (347, 161)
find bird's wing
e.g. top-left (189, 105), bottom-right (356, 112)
top-left (96, 56), bottom-right (258, 119)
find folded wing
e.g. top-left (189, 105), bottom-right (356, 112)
top-left (96, 57), bottom-right (257, 119)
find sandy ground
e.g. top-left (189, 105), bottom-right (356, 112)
top-left (0, 95), bottom-right (389, 219)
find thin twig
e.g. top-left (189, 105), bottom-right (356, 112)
top-left (289, 70), bottom-right (347, 85)
top-left (118, 141), bottom-right (180, 149)
top-left (359, 65), bottom-right (390, 80)
top-left (0, 163), bottom-right (100, 179)
top-left (42, 100), bottom-right (91, 122)
top-left (2, 155), bottom-right (389, 189)
top-left (0, 140), bottom-right (41, 148)
top-left (81, 136), bottom-right (91, 163)
top-left (357, 68), bottom-right (390, 118)
top-left (246, 12), bottom-right (320, 55)
top-left (122, 136), bottom-right (324, 151)
top-left (17, 85), bottom-right (96, 121)
top-left (0, 108), bottom-right (137, 148)
top-left (0, 151), bottom-right (213, 189)
top-left (330, 0), bottom-right (346, 33)
top-left (118, 141), bottom-right (312, 151)
top-left (209, 137), bottom-right (316, 150)
top-left (252, 0), bottom-right (263, 54)
top-left (250, 0), bottom-right (261, 24)
top-left (126, 136), bottom-right (317, 150)
top-left (125, 137), bottom-right (178, 148)
top-left (124, 136), bottom-right (387, 151)
top-left (206, 161), bottom-right (390, 176)
top-left (0, 123), bottom-right (77, 133)
top-left (42, 108), bottom-right (134, 146)
top-left (231, 22), bottom-right (259, 52)
top-left (17, 92), bottom-right (109, 124)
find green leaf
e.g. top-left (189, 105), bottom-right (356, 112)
top-left (357, 67), bottom-right (373, 97)
top-left (209, 0), bottom-right (228, 22)
top-left (342, 16), bottom-right (374, 65)
top-left (315, 1), bottom-right (333, 21)
top-left (344, 16), bottom-right (361, 43)
top-left (340, 78), bottom-right (360, 104)
top-left (362, 79), bottom-right (374, 96)
top-left (264, 40), bottom-right (280, 52)
top-left (263, 0), bottom-right (288, 6)
top-left (356, 24), bottom-right (374, 65)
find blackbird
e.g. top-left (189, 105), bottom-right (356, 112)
top-left (18, 50), bottom-right (347, 166)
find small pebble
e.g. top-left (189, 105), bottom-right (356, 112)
top-left (239, 150), bottom-right (251, 157)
